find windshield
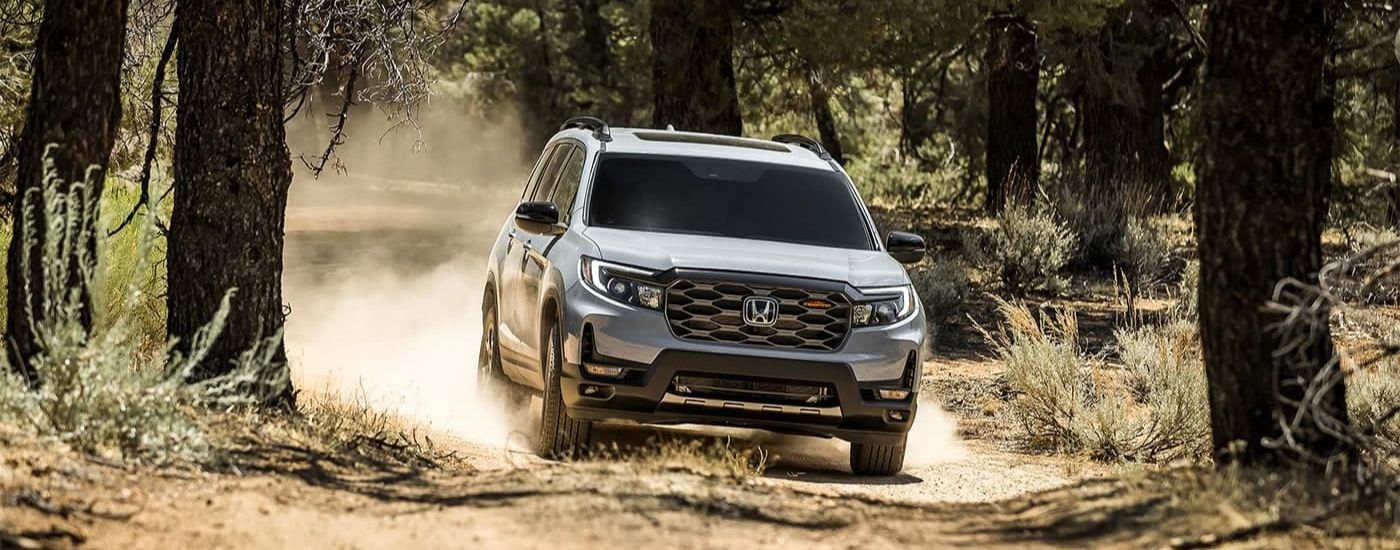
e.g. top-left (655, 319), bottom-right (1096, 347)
top-left (586, 154), bottom-right (875, 250)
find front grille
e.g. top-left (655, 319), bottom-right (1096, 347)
top-left (665, 279), bottom-right (851, 351)
top-left (671, 373), bottom-right (837, 407)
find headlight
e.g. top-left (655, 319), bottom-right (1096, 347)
top-left (580, 257), bottom-right (665, 311)
top-left (852, 285), bottom-right (915, 326)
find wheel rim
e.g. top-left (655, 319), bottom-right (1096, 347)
top-left (479, 309), bottom-right (497, 383)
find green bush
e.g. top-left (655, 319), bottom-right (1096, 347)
top-left (0, 155), bottom-right (285, 465)
top-left (964, 206), bottom-right (1073, 295)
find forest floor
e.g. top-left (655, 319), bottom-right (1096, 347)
top-left (2, 177), bottom-right (1395, 549)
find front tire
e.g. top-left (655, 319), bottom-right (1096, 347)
top-left (850, 437), bottom-right (907, 476)
top-left (536, 321), bottom-right (593, 459)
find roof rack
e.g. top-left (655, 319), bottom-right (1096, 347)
top-left (771, 134), bottom-right (830, 160)
top-left (560, 116), bottom-right (613, 142)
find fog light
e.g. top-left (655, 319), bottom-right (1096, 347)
top-left (876, 388), bottom-right (910, 400)
top-left (583, 363), bottom-right (625, 378)
top-left (886, 409), bottom-right (909, 422)
top-left (580, 383), bottom-right (615, 399)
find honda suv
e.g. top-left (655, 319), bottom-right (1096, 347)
top-left (478, 117), bottom-right (928, 475)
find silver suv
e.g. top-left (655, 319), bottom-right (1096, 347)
top-left (479, 117), bottom-right (928, 475)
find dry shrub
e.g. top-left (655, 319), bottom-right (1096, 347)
top-left (1048, 177), bottom-right (1156, 269)
top-left (1335, 225), bottom-right (1400, 304)
top-left (987, 298), bottom-right (1209, 462)
top-left (0, 155), bottom-right (287, 465)
top-left (1112, 216), bottom-right (1176, 294)
top-left (1176, 259), bottom-right (1200, 319)
top-left (986, 298), bottom-right (1087, 450)
top-left (909, 257), bottom-right (972, 326)
top-left (1115, 321), bottom-right (1211, 459)
top-left (964, 206), bottom-right (1073, 296)
top-left (1349, 359), bottom-right (1400, 442)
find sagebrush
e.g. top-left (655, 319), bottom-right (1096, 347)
top-left (0, 154), bottom-right (287, 465)
top-left (964, 206), bottom-right (1073, 296)
top-left (986, 297), bottom-right (1209, 462)
top-left (909, 257), bottom-right (971, 328)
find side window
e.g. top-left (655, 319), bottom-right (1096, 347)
top-left (550, 148), bottom-right (586, 224)
top-left (523, 144), bottom-right (569, 201)
top-left (530, 145), bottom-right (572, 202)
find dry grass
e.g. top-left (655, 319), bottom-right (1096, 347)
top-left (590, 436), bottom-right (774, 480)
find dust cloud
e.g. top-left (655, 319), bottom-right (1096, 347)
top-left (279, 101), bottom-right (964, 471)
top-left (282, 100), bottom-right (529, 448)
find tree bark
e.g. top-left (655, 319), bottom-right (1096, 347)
top-left (806, 66), bottom-right (845, 165)
top-left (1078, 0), bottom-right (1172, 209)
top-left (570, 0), bottom-right (611, 76)
top-left (4, 0), bottom-right (129, 382)
top-left (985, 13), bottom-right (1039, 213)
top-left (650, 0), bottom-right (742, 135)
top-left (1195, 0), bottom-right (1347, 465)
top-left (564, 0), bottom-right (612, 118)
top-left (169, 0), bottom-right (293, 402)
top-left (1388, 73), bottom-right (1400, 228)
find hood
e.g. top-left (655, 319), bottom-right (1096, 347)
top-left (582, 226), bottom-right (910, 288)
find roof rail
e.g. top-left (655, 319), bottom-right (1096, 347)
top-left (771, 134), bottom-right (830, 160)
top-left (560, 116), bottom-right (613, 142)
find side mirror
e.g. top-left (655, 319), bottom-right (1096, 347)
top-left (515, 201), bottom-right (561, 233)
top-left (886, 231), bottom-right (926, 264)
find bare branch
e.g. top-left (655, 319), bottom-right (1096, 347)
top-left (110, 21), bottom-right (178, 236)
top-left (299, 56), bottom-right (361, 178)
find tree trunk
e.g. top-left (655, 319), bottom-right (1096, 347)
top-left (564, 0), bottom-right (612, 118)
top-left (806, 66), bottom-right (844, 165)
top-left (571, 0), bottom-right (610, 76)
top-left (650, 0), bottom-right (742, 135)
top-left (520, 4), bottom-right (560, 146)
top-left (1388, 73), bottom-right (1400, 228)
top-left (1079, 0), bottom-right (1172, 210)
top-left (4, 0), bottom-right (128, 382)
top-left (1195, 0), bottom-right (1347, 465)
top-left (985, 13), bottom-right (1039, 213)
top-left (169, 0), bottom-right (293, 403)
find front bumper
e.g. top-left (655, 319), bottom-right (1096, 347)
top-left (560, 275), bottom-right (926, 445)
top-left (562, 349), bottom-right (917, 444)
